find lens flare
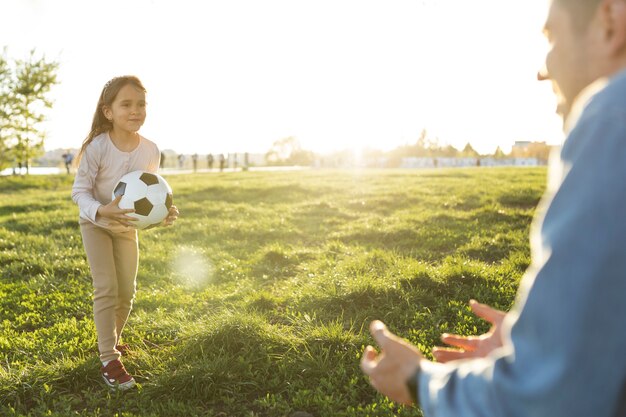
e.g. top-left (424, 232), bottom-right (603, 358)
top-left (171, 245), bottom-right (213, 289)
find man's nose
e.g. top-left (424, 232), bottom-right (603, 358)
top-left (537, 66), bottom-right (550, 81)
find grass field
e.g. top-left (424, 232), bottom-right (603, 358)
top-left (0, 167), bottom-right (546, 417)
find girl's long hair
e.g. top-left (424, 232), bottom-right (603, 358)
top-left (76, 75), bottom-right (147, 164)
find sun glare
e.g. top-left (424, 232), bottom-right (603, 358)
top-left (171, 245), bottom-right (213, 289)
top-left (2, 0), bottom-right (562, 155)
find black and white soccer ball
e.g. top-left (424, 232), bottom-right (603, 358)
top-left (112, 170), bottom-right (173, 230)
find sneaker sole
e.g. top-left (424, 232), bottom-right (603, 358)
top-left (102, 374), bottom-right (136, 391)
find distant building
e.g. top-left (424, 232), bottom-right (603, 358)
top-left (512, 140), bottom-right (533, 151)
top-left (510, 140), bottom-right (552, 164)
top-left (400, 156), bottom-right (542, 169)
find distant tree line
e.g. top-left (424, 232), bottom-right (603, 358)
top-left (266, 129), bottom-right (553, 167)
top-left (0, 48), bottom-right (59, 173)
top-left (1, 48), bottom-right (551, 173)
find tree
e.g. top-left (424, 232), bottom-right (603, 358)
top-left (415, 129), bottom-right (443, 157)
top-left (461, 142), bottom-right (479, 157)
top-left (265, 136), bottom-right (313, 166)
top-left (0, 49), bottom-right (59, 173)
top-left (266, 136), bottom-right (294, 165)
top-left (439, 144), bottom-right (460, 157)
top-left (414, 128), bottom-right (429, 156)
top-left (0, 50), bottom-right (12, 171)
top-left (493, 146), bottom-right (506, 159)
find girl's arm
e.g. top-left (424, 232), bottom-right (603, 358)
top-left (71, 146), bottom-right (102, 222)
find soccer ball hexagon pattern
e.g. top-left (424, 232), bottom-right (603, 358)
top-left (112, 170), bottom-right (173, 230)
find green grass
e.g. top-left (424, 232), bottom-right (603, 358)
top-left (0, 167), bottom-right (546, 417)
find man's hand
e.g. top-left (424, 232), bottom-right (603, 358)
top-left (96, 195), bottom-right (138, 227)
top-left (432, 300), bottom-right (506, 363)
top-left (360, 320), bottom-right (423, 405)
top-left (163, 204), bottom-right (179, 226)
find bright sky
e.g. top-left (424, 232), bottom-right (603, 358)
top-left (2, 0), bottom-right (563, 155)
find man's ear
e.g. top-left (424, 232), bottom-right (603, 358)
top-left (599, 0), bottom-right (626, 55)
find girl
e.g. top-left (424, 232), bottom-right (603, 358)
top-left (72, 75), bottom-right (178, 390)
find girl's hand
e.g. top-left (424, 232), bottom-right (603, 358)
top-left (96, 195), bottom-right (138, 227)
top-left (163, 205), bottom-right (179, 226)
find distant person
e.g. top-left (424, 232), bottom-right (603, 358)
top-left (178, 154), bottom-right (185, 169)
top-left (244, 152), bottom-right (249, 171)
top-left (159, 151), bottom-right (166, 169)
top-left (192, 153), bottom-right (198, 172)
top-left (232, 153), bottom-right (238, 170)
top-left (219, 153), bottom-right (225, 172)
top-left (207, 153), bottom-right (214, 170)
top-left (361, 0), bottom-right (626, 415)
top-left (71, 75), bottom-right (179, 392)
top-left (62, 150), bottom-right (74, 174)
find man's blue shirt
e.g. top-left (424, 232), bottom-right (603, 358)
top-left (419, 68), bottom-right (626, 417)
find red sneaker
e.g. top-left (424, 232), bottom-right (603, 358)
top-left (101, 359), bottom-right (136, 391)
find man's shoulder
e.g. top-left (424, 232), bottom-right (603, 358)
top-left (563, 71), bottom-right (626, 171)
top-left (589, 69), bottom-right (626, 113)
top-left (569, 69), bottom-right (626, 136)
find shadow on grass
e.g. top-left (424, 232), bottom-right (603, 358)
top-left (338, 214), bottom-right (472, 262)
top-left (498, 188), bottom-right (543, 209)
top-left (0, 175), bottom-right (72, 193)
top-left (137, 312), bottom-right (366, 417)
top-left (0, 204), bottom-right (58, 217)
top-left (337, 208), bottom-right (533, 263)
top-left (0, 356), bottom-right (113, 414)
top-left (177, 184), bottom-right (334, 206)
top-left (0, 216), bottom-right (78, 234)
top-left (298, 285), bottom-right (411, 319)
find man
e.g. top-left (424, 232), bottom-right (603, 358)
top-left (62, 150), bottom-right (74, 174)
top-left (160, 151), bottom-right (166, 169)
top-left (360, 0), bottom-right (626, 416)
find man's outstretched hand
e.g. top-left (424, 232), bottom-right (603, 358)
top-left (360, 320), bottom-right (423, 405)
top-left (432, 300), bottom-right (506, 363)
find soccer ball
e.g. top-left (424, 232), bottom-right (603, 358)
top-left (112, 170), bottom-right (173, 230)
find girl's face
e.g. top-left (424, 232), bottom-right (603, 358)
top-left (103, 84), bottom-right (147, 134)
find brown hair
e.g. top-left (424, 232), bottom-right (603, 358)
top-left (76, 75), bottom-right (147, 163)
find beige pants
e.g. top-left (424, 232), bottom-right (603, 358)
top-left (80, 221), bottom-right (138, 363)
